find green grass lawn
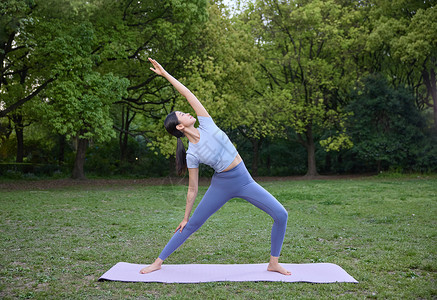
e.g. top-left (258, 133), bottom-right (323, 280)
top-left (1, 176), bottom-right (436, 299)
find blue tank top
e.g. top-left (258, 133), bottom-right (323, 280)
top-left (186, 116), bottom-right (238, 172)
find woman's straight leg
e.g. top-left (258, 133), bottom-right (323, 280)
top-left (158, 181), bottom-right (232, 261)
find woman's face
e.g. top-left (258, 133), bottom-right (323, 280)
top-left (176, 111), bottom-right (196, 128)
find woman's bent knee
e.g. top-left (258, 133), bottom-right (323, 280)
top-left (276, 208), bottom-right (288, 225)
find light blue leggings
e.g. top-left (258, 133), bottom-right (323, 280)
top-left (158, 161), bottom-right (288, 260)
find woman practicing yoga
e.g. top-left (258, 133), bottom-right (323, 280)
top-left (140, 58), bottom-right (290, 275)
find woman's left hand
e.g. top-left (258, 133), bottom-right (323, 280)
top-left (175, 219), bottom-right (188, 233)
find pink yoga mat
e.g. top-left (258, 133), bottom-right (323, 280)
top-left (99, 262), bottom-right (358, 283)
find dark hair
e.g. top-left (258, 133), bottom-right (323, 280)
top-left (164, 112), bottom-right (187, 176)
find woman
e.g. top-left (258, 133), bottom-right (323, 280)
top-left (140, 58), bottom-right (290, 275)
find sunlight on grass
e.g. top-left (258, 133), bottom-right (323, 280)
top-left (1, 177), bottom-right (436, 299)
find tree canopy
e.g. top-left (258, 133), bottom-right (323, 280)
top-left (1, 0), bottom-right (435, 178)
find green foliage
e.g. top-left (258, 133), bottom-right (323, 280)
top-left (365, 0), bottom-right (436, 124)
top-left (184, 2), bottom-right (264, 132)
top-left (98, 0), bottom-right (209, 161)
top-left (41, 72), bottom-right (128, 141)
top-left (347, 74), bottom-right (428, 171)
top-left (243, 0), bottom-right (363, 158)
top-left (366, 0), bottom-right (435, 64)
top-left (1, 0), bottom-right (436, 177)
top-left (1, 0), bottom-right (38, 110)
top-left (148, 1), bottom-right (266, 158)
top-left (22, 3), bottom-right (130, 142)
top-left (319, 131), bottom-right (353, 152)
top-left (0, 0), bottom-right (35, 44)
top-left (392, 7), bottom-right (437, 64)
top-left (84, 136), bottom-right (170, 177)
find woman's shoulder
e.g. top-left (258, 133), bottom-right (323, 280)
top-left (197, 115), bottom-right (217, 128)
top-left (198, 115), bottom-right (213, 122)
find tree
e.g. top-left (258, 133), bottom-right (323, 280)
top-left (184, 2), bottom-right (273, 175)
top-left (240, 0), bottom-right (362, 176)
top-left (145, 1), bottom-right (279, 175)
top-left (41, 72), bottom-right (128, 179)
top-left (1, 0), bottom-right (56, 161)
top-left (365, 0), bottom-right (437, 128)
top-left (0, 0), bottom-right (57, 119)
top-left (36, 18), bottom-right (129, 179)
top-left (95, 0), bottom-right (209, 171)
top-left (347, 74), bottom-right (427, 172)
top-left (2, 0), bottom-right (209, 177)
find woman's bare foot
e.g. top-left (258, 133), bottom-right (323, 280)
top-left (140, 258), bottom-right (163, 274)
top-left (267, 256), bottom-right (291, 275)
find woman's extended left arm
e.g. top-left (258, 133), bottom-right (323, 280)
top-left (148, 58), bottom-right (210, 117)
top-left (175, 167), bottom-right (199, 233)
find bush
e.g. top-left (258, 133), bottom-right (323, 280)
top-left (346, 74), bottom-right (432, 172)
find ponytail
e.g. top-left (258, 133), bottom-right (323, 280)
top-left (176, 137), bottom-right (187, 176)
top-left (164, 112), bottom-right (187, 176)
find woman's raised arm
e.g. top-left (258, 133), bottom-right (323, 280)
top-left (149, 58), bottom-right (209, 117)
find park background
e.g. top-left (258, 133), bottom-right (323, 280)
top-left (1, 1), bottom-right (437, 299)
top-left (1, 0), bottom-right (436, 179)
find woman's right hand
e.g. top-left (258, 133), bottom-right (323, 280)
top-left (148, 58), bottom-right (167, 76)
top-left (175, 219), bottom-right (188, 233)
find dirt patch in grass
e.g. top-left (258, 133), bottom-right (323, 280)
top-left (0, 177), bottom-right (204, 191)
top-left (0, 174), bottom-right (373, 191)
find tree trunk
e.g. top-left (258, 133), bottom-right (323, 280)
top-left (58, 134), bottom-right (65, 165)
top-left (119, 106), bottom-right (127, 162)
top-left (431, 68), bottom-right (436, 129)
top-left (422, 67), bottom-right (437, 129)
top-left (12, 113), bottom-right (24, 163)
top-left (266, 147), bottom-right (271, 175)
top-left (119, 106), bottom-right (136, 162)
top-left (251, 138), bottom-right (262, 176)
top-left (121, 128), bottom-right (129, 162)
top-left (72, 135), bottom-right (88, 180)
top-left (15, 126), bottom-right (24, 163)
top-left (304, 126), bottom-right (319, 177)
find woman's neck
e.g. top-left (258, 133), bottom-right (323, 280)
top-left (183, 126), bottom-right (200, 144)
